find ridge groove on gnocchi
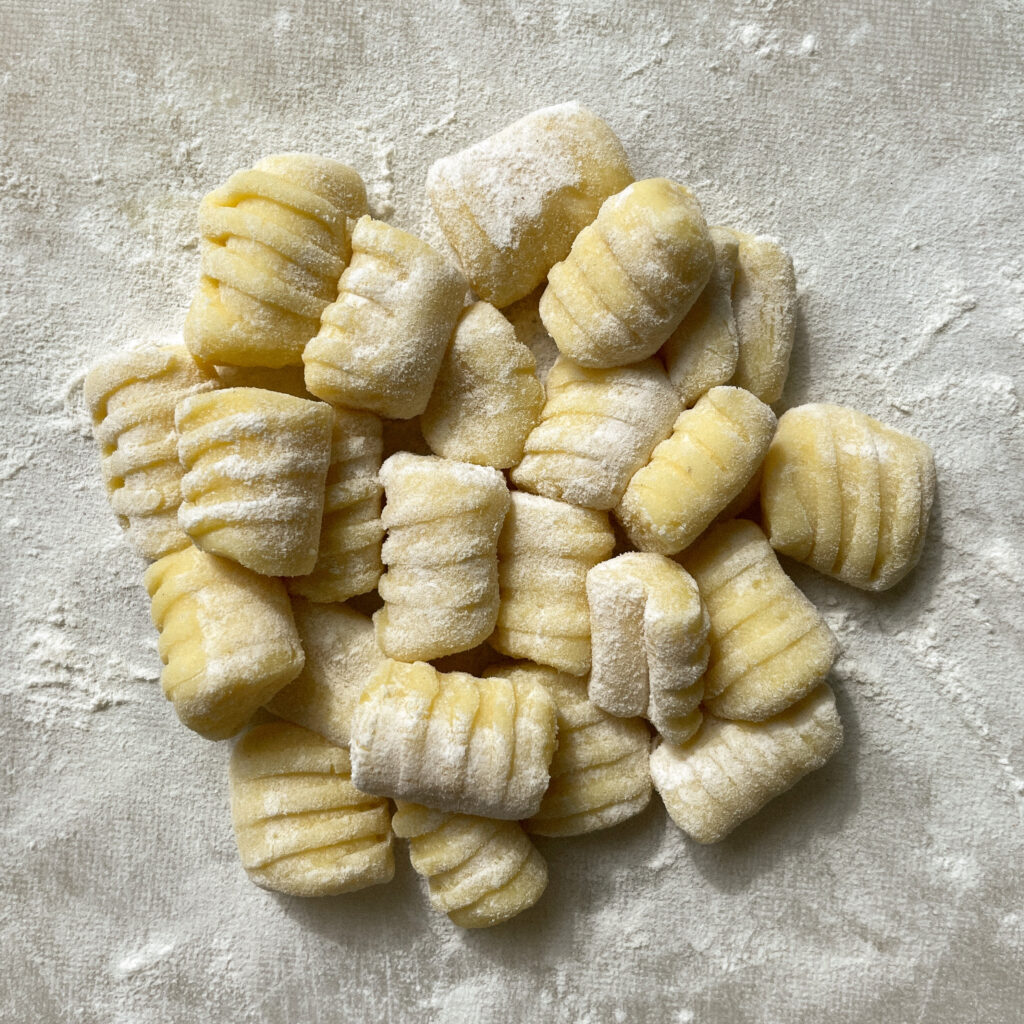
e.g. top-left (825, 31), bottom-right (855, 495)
top-left (185, 154), bottom-right (368, 367)
top-left (230, 720), bottom-right (394, 897)
top-left (350, 660), bottom-right (557, 820)
top-left (391, 801), bottom-right (547, 928)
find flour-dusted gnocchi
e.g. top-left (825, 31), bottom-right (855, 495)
top-left (511, 356), bottom-right (681, 510)
top-left (350, 660), bottom-right (557, 820)
top-left (175, 388), bottom-right (332, 577)
top-left (490, 491), bottom-right (615, 675)
top-left (421, 301), bottom-right (544, 468)
top-left (761, 403), bottom-right (936, 591)
top-left (661, 226), bottom-right (740, 407)
top-left (230, 720), bottom-right (394, 896)
top-left (586, 553), bottom-right (709, 745)
top-left (729, 231), bottom-right (797, 404)
top-left (185, 154), bottom-right (367, 368)
top-left (650, 684), bottom-right (843, 843)
top-left (504, 287), bottom-right (561, 387)
top-left (374, 454), bottom-right (510, 662)
top-left (484, 663), bottom-right (652, 837)
top-left (84, 344), bottom-right (218, 560)
top-left (679, 520), bottom-right (838, 720)
top-left (143, 546), bottom-right (304, 739)
top-left (540, 179), bottom-right (714, 368)
top-left (287, 408), bottom-right (384, 603)
top-left (265, 599), bottom-right (385, 748)
top-left (391, 801), bottom-right (547, 928)
top-left (427, 103), bottom-right (633, 308)
top-left (303, 216), bottom-right (467, 419)
top-left (617, 386), bottom-right (777, 555)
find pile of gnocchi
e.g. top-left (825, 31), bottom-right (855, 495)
top-left (86, 104), bottom-right (935, 928)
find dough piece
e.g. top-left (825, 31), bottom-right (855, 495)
top-left (213, 363), bottom-right (312, 398)
top-left (491, 492), bottom-right (615, 675)
top-left (265, 599), bottom-right (385, 748)
top-left (650, 683), bottom-right (843, 843)
top-left (392, 801), bottom-right (546, 928)
top-left (421, 302), bottom-right (544, 468)
top-left (427, 102), bottom-right (633, 308)
top-left (484, 663), bottom-right (652, 837)
top-left (144, 546), bottom-right (304, 739)
top-left (679, 520), bottom-right (838, 720)
top-left (230, 721), bottom-right (394, 896)
top-left (84, 344), bottom-right (218, 560)
top-left (511, 356), bottom-right (681, 510)
top-left (504, 287), bottom-right (560, 386)
top-left (176, 388), bottom-right (333, 576)
top-left (374, 454), bottom-right (510, 662)
top-left (287, 408), bottom-right (384, 602)
top-left (350, 660), bottom-right (557, 820)
top-left (616, 386), bottom-right (777, 555)
top-left (729, 231), bottom-right (797, 403)
top-left (661, 226), bottom-right (740, 407)
top-left (185, 154), bottom-right (368, 367)
top-left (761, 403), bottom-right (936, 591)
top-left (586, 553), bottom-right (709, 744)
top-left (540, 178), bottom-right (714, 368)
top-left (303, 216), bottom-right (466, 418)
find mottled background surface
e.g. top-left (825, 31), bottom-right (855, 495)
top-left (1, 1), bottom-right (1022, 1021)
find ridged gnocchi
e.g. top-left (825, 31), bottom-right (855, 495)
top-left (586, 553), bottom-right (709, 745)
top-left (185, 154), bottom-right (367, 367)
top-left (650, 684), bottom-right (842, 843)
top-left (350, 660), bottom-right (557, 820)
top-left (421, 301), bottom-right (544, 468)
top-left (230, 720), bottom-right (394, 896)
top-left (761, 403), bottom-right (936, 591)
top-left (84, 344), bottom-right (218, 560)
top-left (616, 385), bottom-right (777, 555)
top-left (427, 102), bottom-right (633, 308)
top-left (511, 356), bottom-right (681, 510)
top-left (143, 546), bottom-right (304, 740)
top-left (540, 178), bottom-right (714, 368)
top-left (287, 407), bottom-right (384, 603)
top-left (303, 216), bottom-right (466, 418)
top-left (490, 491), bottom-right (615, 675)
top-left (374, 454), bottom-right (510, 662)
top-left (392, 801), bottom-right (546, 928)
top-left (484, 663), bottom-right (652, 837)
top-left (679, 520), bottom-right (838, 721)
top-left (176, 388), bottom-right (333, 577)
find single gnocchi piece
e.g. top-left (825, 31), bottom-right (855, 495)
top-left (650, 683), bottom-right (843, 843)
top-left (661, 226), bottom-right (740, 407)
top-left (679, 520), bottom-right (838, 720)
top-left (374, 454), bottom-right (510, 662)
top-left (230, 721), bottom-right (394, 896)
top-left (616, 386), bottom-right (777, 556)
top-left (350, 660), bottom-right (557, 820)
top-left (484, 663), bottom-right (652, 837)
top-left (144, 546), bottom-right (304, 740)
top-left (287, 408), bottom-right (384, 603)
top-left (427, 102), bottom-right (633, 308)
top-left (303, 216), bottom-right (466, 419)
top-left (729, 231), bottom-right (797, 404)
top-left (421, 302), bottom-right (544, 468)
top-left (540, 178), bottom-right (714, 368)
top-left (185, 154), bottom-right (368, 367)
top-left (265, 599), bottom-right (386, 748)
top-left (761, 403), bottom-right (936, 591)
top-left (392, 801), bottom-right (546, 928)
top-left (511, 356), bottom-right (681, 510)
top-left (490, 491), bottom-right (615, 675)
top-left (176, 388), bottom-right (333, 577)
top-left (504, 287), bottom-right (561, 386)
top-left (586, 553), bottom-right (709, 745)
top-left (84, 344), bottom-right (218, 560)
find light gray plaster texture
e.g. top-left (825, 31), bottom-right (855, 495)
top-left (1, 1), bottom-right (1022, 1022)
